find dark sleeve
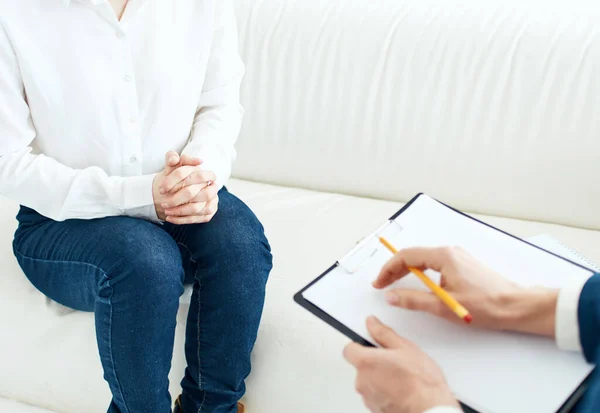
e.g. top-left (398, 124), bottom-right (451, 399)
top-left (580, 368), bottom-right (600, 413)
top-left (578, 274), bottom-right (600, 363)
top-left (577, 274), bottom-right (600, 412)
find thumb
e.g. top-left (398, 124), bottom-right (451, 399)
top-left (178, 154), bottom-right (203, 167)
top-left (164, 151), bottom-right (180, 173)
top-left (385, 289), bottom-right (446, 317)
top-left (343, 342), bottom-right (370, 367)
top-left (366, 316), bottom-right (410, 349)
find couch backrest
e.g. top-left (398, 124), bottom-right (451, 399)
top-left (231, 0), bottom-right (600, 230)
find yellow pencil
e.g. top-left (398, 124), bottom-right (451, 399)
top-left (378, 237), bottom-right (472, 324)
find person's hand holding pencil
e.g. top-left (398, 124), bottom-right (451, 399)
top-left (378, 238), bottom-right (473, 323)
top-left (345, 245), bottom-right (563, 413)
top-left (373, 244), bottom-right (559, 336)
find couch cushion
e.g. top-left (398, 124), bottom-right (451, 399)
top-left (0, 398), bottom-right (59, 413)
top-left (232, 0), bottom-right (600, 229)
top-left (1, 179), bottom-right (599, 413)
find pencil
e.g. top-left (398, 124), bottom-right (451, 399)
top-left (378, 237), bottom-right (472, 324)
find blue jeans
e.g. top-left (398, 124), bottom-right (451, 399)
top-left (12, 189), bottom-right (272, 413)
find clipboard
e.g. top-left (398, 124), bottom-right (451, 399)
top-left (294, 193), bottom-right (594, 413)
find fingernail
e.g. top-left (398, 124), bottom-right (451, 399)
top-left (169, 156), bottom-right (178, 164)
top-left (159, 188), bottom-right (165, 194)
top-left (385, 292), bottom-right (399, 305)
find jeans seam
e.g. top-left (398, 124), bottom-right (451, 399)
top-left (106, 279), bottom-right (132, 413)
top-left (197, 265), bottom-right (206, 413)
top-left (14, 250), bottom-right (132, 413)
top-left (14, 250), bottom-right (108, 276)
top-left (177, 242), bottom-right (197, 263)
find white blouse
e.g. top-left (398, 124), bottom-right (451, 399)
top-left (0, 0), bottom-right (244, 221)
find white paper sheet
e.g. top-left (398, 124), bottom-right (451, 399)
top-left (303, 195), bottom-right (594, 413)
top-left (527, 234), bottom-right (600, 273)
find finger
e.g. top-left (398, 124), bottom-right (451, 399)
top-left (165, 202), bottom-right (206, 218)
top-left (385, 289), bottom-right (455, 321)
top-left (366, 316), bottom-right (411, 349)
top-left (171, 196), bottom-right (217, 219)
top-left (343, 342), bottom-right (372, 368)
top-left (165, 179), bottom-right (187, 196)
top-left (201, 195), bottom-right (219, 215)
top-left (161, 184), bottom-right (202, 209)
top-left (165, 198), bottom-right (218, 218)
top-left (181, 170), bottom-right (217, 188)
top-left (363, 399), bottom-right (380, 413)
top-left (190, 183), bottom-right (218, 203)
top-left (164, 151), bottom-right (180, 173)
top-left (163, 172), bottom-right (212, 197)
top-left (355, 377), bottom-right (371, 399)
top-left (178, 154), bottom-right (203, 167)
top-left (165, 213), bottom-right (214, 225)
top-left (166, 176), bottom-right (212, 198)
top-left (160, 165), bottom-right (197, 193)
top-left (374, 247), bottom-right (448, 289)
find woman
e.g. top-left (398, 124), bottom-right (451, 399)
top-left (0, 1), bottom-right (272, 412)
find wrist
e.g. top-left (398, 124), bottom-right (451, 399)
top-left (151, 174), bottom-right (167, 221)
top-left (496, 288), bottom-right (559, 337)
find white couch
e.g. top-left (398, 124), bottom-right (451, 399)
top-left (2, 0), bottom-right (600, 412)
